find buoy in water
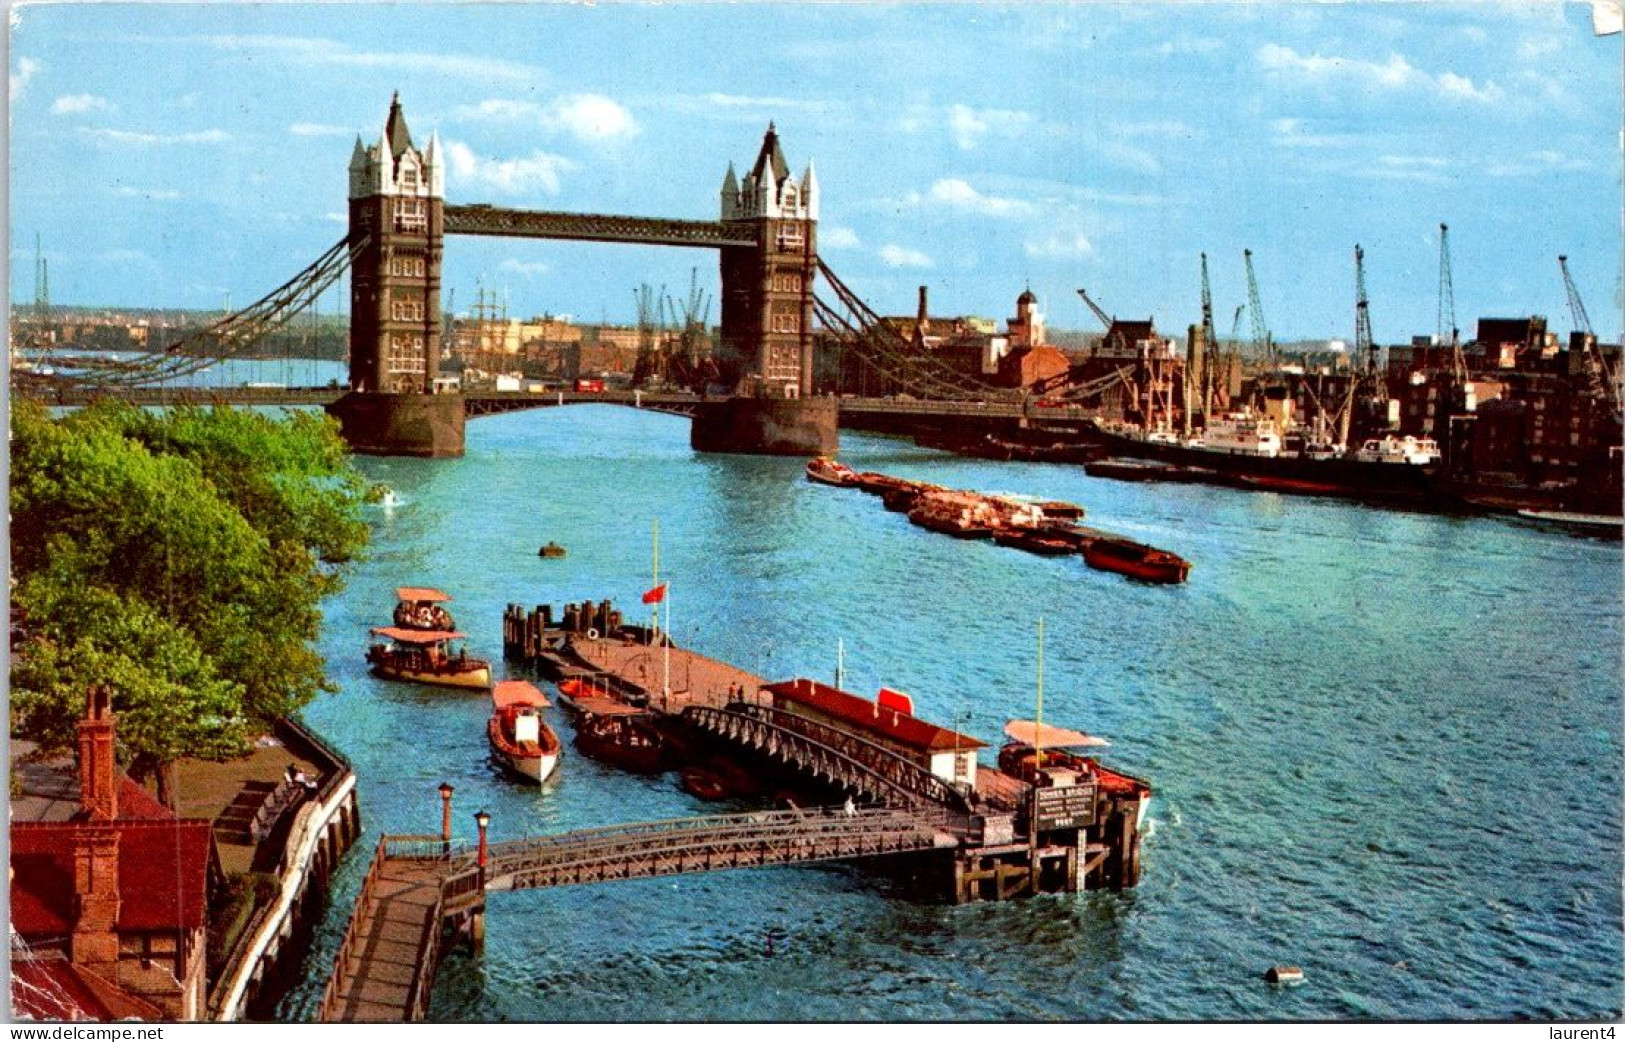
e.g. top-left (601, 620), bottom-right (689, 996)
top-left (538, 542), bottom-right (567, 559)
top-left (1264, 966), bottom-right (1305, 986)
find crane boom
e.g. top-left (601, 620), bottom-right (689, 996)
top-left (1559, 255), bottom-right (1594, 336)
top-left (1075, 287), bottom-right (1114, 331)
top-left (1437, 223), bottom-right (1458, 346)
top-left (1200, 253), bottom-right (1218, 356)
top-left (1354, 244), bottom-right (1375, 375)
top-left (1243, 249), bottom-right (1272, 366)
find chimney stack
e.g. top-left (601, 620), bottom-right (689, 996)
top-left (71, 826), bottom-right (121, 975)
top-left (917, 286), bottom-right (930, 337)
top-left (77, 686), bottom-right (117, 822)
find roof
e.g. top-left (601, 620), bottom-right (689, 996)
top-left (1105, 319), bottom-right (1154, 346)
top-left (492, 680), bottom-right (550, 710)
top-left (1018, 288), bottom-right (1038, 305)
top-left (1004, 720), bottom-right (1109, 749)
top-left (370, 626), bottom-right (465, 644)
top-left (11, 955), bottom-right (166, 1022)
top-left (749, 123), bottom-right (790, 187)
top-left (384, 91), bottom-right (414, 158)
top-left (765, 679), bottom-right (986, 753)
top-left (396, 587), bottom-right (452, 603)
top-left (571, 697), bottom-right (648, 718)
top-left (11, 820), bottom-right (216, 936)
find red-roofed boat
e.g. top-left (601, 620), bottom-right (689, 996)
top-left (488, 681), bottom-right (561, 783)
top-left (565, 690), bottom-right (667, 773)
top-left (366, 627), bottom-right (492, 689)
top-left (393, 586), bottom-right (456, 631)
top-left (806, 456), bottom-right (858, 488)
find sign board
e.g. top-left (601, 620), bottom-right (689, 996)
top-left (1032, 783), bottom-right (1096, 832)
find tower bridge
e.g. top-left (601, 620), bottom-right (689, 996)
top-left (334, 95), bottom-right (830, 457)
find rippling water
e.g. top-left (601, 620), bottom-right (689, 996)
top-left (279, 404), bottom-right (1622, 1021)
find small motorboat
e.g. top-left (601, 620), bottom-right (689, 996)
top-left (1081, 538), bottom-right (1191, 584)
top-left (805, 456), bottom-right (858, 488)
top-left (538, 541), bottom-right (568, 558)
top-left (393, 587), bottom-right (456, 631)
top-left (488, 680), bottom-right (561, 783)
top-left (571, 696), bottom-right (666, 773)
top-left (366, 627), bottom-right (492, 690)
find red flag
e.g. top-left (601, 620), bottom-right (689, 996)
top-left (877, 687), bottom-right (914, 716)
top-left (642, 583), bottom-right (668, 605)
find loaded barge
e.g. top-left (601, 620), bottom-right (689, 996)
top-left (502, 599), bottom-right (1153, 897)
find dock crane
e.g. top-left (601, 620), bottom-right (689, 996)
top-left (1560, 254), bottom-right (1620, 417)
top-left (1354, 244), bottom-right (1376, 376)
top-left (1437, 223), bottom-right (1464, 381)
top-left (1076, 287), bottom-right (1115, 335)
top-left (1243, 249), bottom-right (1274, 368)
top-left (1199, 253), bottom-right (1220, 420)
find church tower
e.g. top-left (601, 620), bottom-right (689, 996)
top-left (717, 125), bottom-right (819, 396)
top-left (348, 93), bottom-right (445, 394)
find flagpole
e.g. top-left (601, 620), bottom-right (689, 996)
top-left (651, 518), bottom-right (660, 644)
top-left (662, 585), bottom-right (671, 705)
top-left (1035, 617), bottom-right (1045, 771)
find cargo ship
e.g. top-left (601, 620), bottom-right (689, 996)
top-left (1086, 415), bottom-right (1442, 504)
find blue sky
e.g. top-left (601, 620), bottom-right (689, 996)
top-left (9, 2), bottom-right (1621, 341)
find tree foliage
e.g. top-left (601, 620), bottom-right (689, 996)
top-left (9, 400), bottom-right (369, 768)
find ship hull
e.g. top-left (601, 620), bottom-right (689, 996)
top-left (1089, 425), bottom-right (1441, 503)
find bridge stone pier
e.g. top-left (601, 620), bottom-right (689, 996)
top-left (329, 95), bottom-right (835, 458)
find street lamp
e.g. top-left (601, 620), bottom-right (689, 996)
top-left (474, 809), bottom-right (491, 870)
top-left (438, 783), bottom-right (454, 849)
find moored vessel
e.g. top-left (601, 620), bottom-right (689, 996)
top-left (992, 526), bottom-right (1083, 556)
top-left (487, 680), bottom-right (561, 783)
top-left (805, 456), bottom-right (859, 487)
top-left (393, 586), bottom-right (455, 631)
top-left (567, 691), bottom-right (667, 773)
top-left (366, 627), bottom-right (493, 689)
top-left (1081, 538), bottom-right (1191, 584)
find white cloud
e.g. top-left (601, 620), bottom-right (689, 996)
top-left (112, 186), bottom-right (182, 200)
top-left (1256, 43), bottom-right (1502, 103)
top-left (703, 92), bottom-right (827, 113)
top-left (545, 94), bottom-right (638, 142)
top-left (180, 34), bottom-right (543, 83)
top-left (452, 94), bottom-right (638, 143)
top-left (1116, 120), bottom-right (1195, 139)
top-left (1269, 117), bottom-right (1367, 150)
top-left (10, 57), bottom-right (39, 101)
top-left (1024, 232), bottom-right (1094, 260)
top-left (879, 244), bottom-right (933, 269)
top-left (1527, 149), bottom-right (1591, 172)
top-left (820, 226), bottom-right (861, 250)
top-left (52, 93), bottom-right (113, 115)
top-left (947, 103), bottom-right (1033, 150)
top-left (1156, 35), bottom-right (1223, 56)
top-left (290, 122), bottom-right (353, 137)
top-left (445, 140), bottom-right (575, 195)
top-left (79, 127), bottom-right (230, 146)
top-left (918, 178), bottom-right (1034, 219)
top-left (1378, 155), bottom-right (1448, 169)
top-left (324, 212), bottom-right (348, 224)
top-left (499, 258), bottom-right (552, 277)
top-left (1103, 140), bottom-right (1162, 175)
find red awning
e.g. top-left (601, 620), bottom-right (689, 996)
top-left (1004, 720), bottom-right (1110, 749)
top-left (492, 680), bottom-right (550, 710)
top-left (396, 587), bottom-right (452, 603)
top-left (369, 626), bottom-right (465, 644)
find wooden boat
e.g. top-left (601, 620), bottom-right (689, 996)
top-left (1514, 509), bottom-right (1624, 539)
top-left (1033, 500), bottom-right (1086, 521)
top-left (992, 527), bottom-right (1082, 556)
top-left (571, 696), bottom-right (666, 773)
top-left (805, 456), bottom-right (858, 488)
top-left (487, 680), bottom-right (561, 783)
top-left (908, 506), bottom-right (993, 539)
top-left (366, 627), bottom-right (492, 689)
top-left (538, 541), bottom-right (568, 558)
top-left (1081, 538), bottom-right (1191, 584)
top-left (393, 586), bottom-right (455, 631)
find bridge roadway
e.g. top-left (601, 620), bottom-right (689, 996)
top-left (23, 384), bottom-right (1103, 429)
top-left (316, 806), bottom-right (959, 1022)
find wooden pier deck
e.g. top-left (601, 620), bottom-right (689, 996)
top-left (567, 634), bottom-right (764, 714)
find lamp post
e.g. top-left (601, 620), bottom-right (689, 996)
top-left (438, 782), bottom-right (454, 852)
top-left (472, 809), bottom-right (492, 953)
top-left (475, 809), bottom-right (491, 874)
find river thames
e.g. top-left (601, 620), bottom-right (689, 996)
top-left (281, 403), bottom-right (1621, 1021)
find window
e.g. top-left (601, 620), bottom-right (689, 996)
top-left (395, 198), bottom-right (426, 232)
top-left (777, 223), bottom-right (804, 248)
top-left (387, 333), bottom-right (426, 374)
top-left (390, 255), bottom-right (426, 278)
top-left (771, 313), bottom-right (801, 334)
top-left (391, 299), bottom-right (426, 322)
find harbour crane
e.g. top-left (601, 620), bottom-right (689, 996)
top-left (1437, 223), bottom-right (1464, 381)
top-left (1354, 244), bottom-right (1375, 376)
top-left (1199, 253), bottom-right (1221, 418)
top-left (1559, 254), bottom-right (1594, 339)
top-left (1243, 249), bottom-right (1274, 368)
top-left (1559, 255), bottom-right (1620, 417)
top-left (1076, 287), bottom-right (1115, 331)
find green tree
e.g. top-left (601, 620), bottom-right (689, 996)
top-left (9, 400), bottom-right (369, 789)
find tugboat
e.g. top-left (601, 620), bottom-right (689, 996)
top-left (570, 695), bottom-right (666, 773)
top-left (538, 541), bottom-right (568, 559)
top-left (366, 627), bottom-right (492, 690)
top-left (805, 456), bottom-right (858, 488)
top-left (487, 680), bottom-right (561, 783)
top-left (1081, 538), bottom-right (1191, 584)
top-left (393, 587), bottom-right (456, 631)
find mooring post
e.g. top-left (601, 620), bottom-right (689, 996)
top-left (438, 782), bottom-right (454, 854)
top-left (472, 809), bottom-right (490, 952)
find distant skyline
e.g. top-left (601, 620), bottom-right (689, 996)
top-left (9, 2), bottom-right (1622, 342)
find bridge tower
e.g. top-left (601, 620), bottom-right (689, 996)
top-left (329, 94), bottom-right (465, 456)
top-left (696, 125), bottom-right (837, 454)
